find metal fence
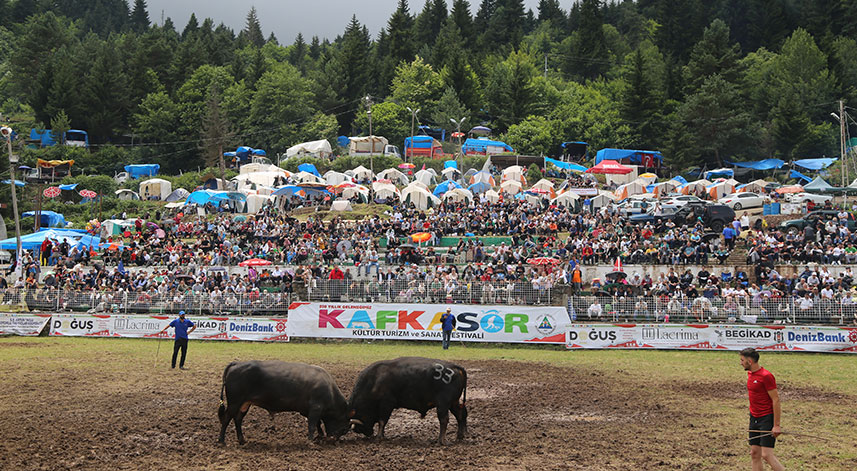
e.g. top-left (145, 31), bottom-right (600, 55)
top-left (0, 288), bottom-right (291, 316)
top-left (293, 279), bottom-right (564, 306)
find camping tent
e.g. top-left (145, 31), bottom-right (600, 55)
top-left (803, 176), bottom-right (835, 193)
top-left (552, 191), bottom-right (580, 208)
top-left (651, 181), bottom-right (679, 198)
top-left (680, 180), bottom-right (710, 197)
top-left (341, 185), bottom-right (369, 202)
top-left (22, 211), bottom-right (66, 228)
top-left (164, 188), bottom-right (190, 202)
top-left (614, 181), bottom-right (647, 200)
top-left (432, 180), bottom-right (463, 196)
top-left (245, 194), bottom-right (273, 214)
top-left (233, 171), bottom-right (288, 189)
top-left (373, 182), bottom-right (400, 200)
top-left (286, 139), bottom-right (333, 159)
top-left (0, 228), bottom-right (98, 251)
top-left (292, 171), bottom-right (325, 184)
top-left (413, 169), bottom-right (436, 187)
top-left (331, 200), bottom-right (354, 211)
top-left (403, 187), bottom-right (440, 210)
top-left (239, 162), bottom-right (287, 175)
top-left (115, 189), bottom-right (140, 201)
top-left (589, 191), bottom-right (617, 210)
top-left (739, 180), bottom-right (769, 193)
top-left (351, 165), bottom-right (374, 183)
top-left (297, 163), bottom-right (321, 177)
top-left (530, 178), bottom-right (556, 197)
top-left (501, 165), bottom-right (527, 185)
top-left (469, 170), bottom-right (496, 186)
top-left (376, 168), bottom-right (409, 186)
top-left (468, 182), bottom-right (492, 194)
top-left (707, 181), bottom-right (735, 200)
top-left (349, 136), bottom-right (389, 155)
top-left (500, 180), bottom-right (523, 195)
top-left (139, 178), bottom-right (172, 200)
top-left (440, 167), bottom-right (461, 181)
top-left (442, 188), bottom-right (473, 203)
top-left (324, 171), bottom-right (352, 186)
top-left (484, 189), bottom-right (501, 203)
top-left (100, 219), bottom-right (135, 237)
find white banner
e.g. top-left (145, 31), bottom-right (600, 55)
top-left (0, 314), bottom-right (51, 336)
top-left (49, 314), bottom-right (288, 342)
top-left (566, 324), bottom-right (857, 353)
top-left (288, 302), bottom-right (569, 344)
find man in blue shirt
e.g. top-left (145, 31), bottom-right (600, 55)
top-left (440, 308), bottom-right (456, 350)
top-left (159, 311), bottom-right (196, 370)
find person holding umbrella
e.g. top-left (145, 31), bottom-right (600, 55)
top-left (158, 311), bottom-right (196, 370)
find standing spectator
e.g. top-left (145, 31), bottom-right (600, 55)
top-left (723, 224), bottom-right (736, 249)
top-left (740, 348), bottom-right (785, 471)
top-left (440, 307), bottom-right (456, 350)
top-left (158, 311), bottom-right (196, 370)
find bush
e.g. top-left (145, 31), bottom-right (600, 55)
top-left (527, 163), bottom-right (543, 184)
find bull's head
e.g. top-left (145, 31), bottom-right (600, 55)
top-left (349, 409), bottom-right (375, 437)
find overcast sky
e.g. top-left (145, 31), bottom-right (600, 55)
top-left (144, 0), bottom-right (561, 44)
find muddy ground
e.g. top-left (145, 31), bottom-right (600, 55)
top-left (0, 342), bottom-right (852, 470)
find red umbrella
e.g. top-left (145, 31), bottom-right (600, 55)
top-left (411, 232), bottom-right (431, 243)
top-left (43, 186), bottom-right (61, 198)
top-left (79, 189), bottom-right (97, 198)
top-left (238, 258), bottom-right (272, 267)
top-left (398, 163), bottom-right (416, 169)
top-left (585, 160), bottom-right (633, 175)
top-left (527, 257), bottom-right (560, 266)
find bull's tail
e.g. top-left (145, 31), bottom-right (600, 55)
top-left (218, 361), bottom-right (238, 424)
top-left (458, 366), bottom-right (467, 407)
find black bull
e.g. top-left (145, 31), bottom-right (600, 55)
top-left (217, 360), bottom-right (350, 444)
top-left (349, 357), bottom-right (468, 444)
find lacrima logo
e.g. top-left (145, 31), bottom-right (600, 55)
top-left (317, 308), bottom-right (530, 333)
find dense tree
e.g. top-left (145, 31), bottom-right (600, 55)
top-left (432, 87), bottom-right (469, 134)
top-left (244, 6), bottom-right (265, 48)
top-left (130, 0), bottom-right (150, 33)
top-left (484, 51), bottom-right (541, 131)
top-left (413, 0), bottom-right (448, 48)
top-left (449, 0), bottom-right (473, 44)
top-left (563, 0), bottom-right (608, 80)
top-left (621, 48), bottom-right (661, 149)
top-left (683, 19), bottom-right (743, 94)
top-left (200, 83), bottom-right (234, 184)
top-left (325, 16), bottom-right (372, 130)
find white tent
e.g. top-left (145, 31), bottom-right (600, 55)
top-left (501, 165), bottom-right (527, 185)
top-left (139, 178), bottom-right (172, 201)
top-left (652, 181), bottom-right (679, 198)
top-left (500, 180), bottom-right (523, 195)
top-left (349, 136), bottom-right (388, 155)
top-left (707, 181), bottom-right (735, 200)
top-left (484, 189), bottom-right (501, 203)
top-left (614, 181), bottom-right (647, 200)
top-left (351, 165), bottom-right (375, 182)
top-left (331, 200), bottom-right (354, 211)
top-left (286, 139), bottom-right (332, 158)
top-left (239, 162), bottom-right (288, 175)
top-left (376, 168), bottom-right (409, 186)
top-left (292, 171), bottom-right (325, 184)
top-left (413, 169), bottom-right (437, 186)
top-left (341, 184), bottom-right (369, 202)
top-left (441, 167), bottom-right (461, 181)
top-left (405, 181), bottom-right (429, 191)
top-left (531, 178), bottom-right (555, 190)
top-left (373, 183), bottom-right (400, 200)
top-left (590, 191), bottom-right (617, 210)
top-left (469, 170), bottom-right (496, 186)
top-left (680, 179), bottom-right (711, 197)
top-left (403, 187), bottom-right (440, 210)
top-left (114, 189), bottom-right (140, 201)
top-left (245, 194), bottom-right (273, 214)
top-left (424, 168), bottom-right (438, 177)
top-left (233, 171), bottom-right (288, 189)
top-left (442, 188), bottom-right (473, 203)
top-left (401, 184), bottom-right (427, 202)
top-left (741, 179), bottom-right (770, 193)
top-left (324, 171), bottom-right (353, 186)
top-left (552, 191), bottom-right (580, 208)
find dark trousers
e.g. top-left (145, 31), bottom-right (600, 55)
top-left (442, 330), bottom-right (451, 349)
top-left (172, 338), bottom-right (188, 368)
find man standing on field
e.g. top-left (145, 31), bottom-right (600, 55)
top-left (740, 348), bottom-right (785, 471)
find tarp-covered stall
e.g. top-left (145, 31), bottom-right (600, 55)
top-left (114, 189), bottom-right (140, 201)
top-left (594, 148), bottom-right (662, 167)
top-left (461, 138), bottom-right (513, 155)
top-left (349, 136), bottom-right (388, 155)
top-left (22, 211), bottom-right (66, 228)
top-left (124, 164), bottom-right (160, 179)
top-left (185, 190), bottom-right (247, 212)
top-left (286, 139), bottom-right (333, 159)
top-left (0, 228), bottom-right (98, 251)
top-left (404, 135), bottom-right (444, 158)
top-left (139, 178), bottom-right (172, 201)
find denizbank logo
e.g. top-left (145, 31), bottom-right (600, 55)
top-left (317, 307), bottom-right (531, 333)
top-left (788, 331), bottom-right (849, 343)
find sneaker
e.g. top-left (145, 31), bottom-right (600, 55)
top-left (179, 367), bottom-right (188, 370)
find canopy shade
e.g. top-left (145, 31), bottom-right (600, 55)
top-left (585, 160), bottom-right (633, 174)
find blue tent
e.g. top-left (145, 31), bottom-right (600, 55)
top-left (272, 186), bottom-right (304, 197)
top-left (790, 169), bottom-right (812, 183)
top-left (433, 180), bottom-right (462, 197)
top-left (461, 138), bottom-right (513, 154)
top-left (22, 211), bottom-right (66, 228)
top-left (725, 159), bottom-right (785, 170)
top-left (0, 229), bottom-right (99, 251)
top-left (185, 190), bottom-right (248, 207)
top-left (468, 182), bottom-right (492, 194)
top-left (670, 175), bottom-right (688, 185)
top-left (793, 158), bottom-right (837, 170)
top-left (595, 148), bottom-right (663, 166)
top-left (544, 157), bottom-right (587, 172)
top-left (252, 149), bottom-right (267, 156)
top-left (705, 168), bottom-right (734, 180)
top-left (444, 160), bottom-right (458, 169)
top-left (297, 163), bottom-right (321, 177)
top-left (2, 179), bottom-right (26, 187)
top-left (337, 135), bottom-right (350, 147)
top-left (124, 164), bottom-right (160, 179)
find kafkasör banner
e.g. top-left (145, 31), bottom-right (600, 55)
top-left (288, 302), bottom-right (569, 343)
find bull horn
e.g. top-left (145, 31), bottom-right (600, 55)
top-left (350, 419), bottom-right (363, 426)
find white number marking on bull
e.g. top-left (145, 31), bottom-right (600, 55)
top-left (433, 363), bottom-right (455, 384)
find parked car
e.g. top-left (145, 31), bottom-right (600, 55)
top-left (630, 204), bottom-right (735, 232)
top-left (717, 192), bottom-right (766, 210)
top-left (660, 195), bottom-right (706, 211)
top-left (779, 210), bottom-right (857, 232)
top-left (785, 192), bottom-right (834, 205)
top-left (614, 199), bottom-right (654, 217)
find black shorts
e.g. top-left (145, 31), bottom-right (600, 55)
top-left (749, 413), bottom-right (776, 448)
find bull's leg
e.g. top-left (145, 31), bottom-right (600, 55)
top-left (436, 405), bottom-right (450, 445)
top-left (235, 407), bottom-right (250, 445)
top-left (307, 410), bottom-right (321, 441)
top-left (451, 401), bottom-right (467, 441)
top-left (218, 406), bottom-right (237, 444)
top-left (377, 406), bottom-right (394, 440)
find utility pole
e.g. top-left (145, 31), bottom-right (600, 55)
top-left (840, 100), bottom-right (847, 206)
top-left (365, 96), bottom-right (374, 175)
top-left (2, 126), bottom-right (22, 281)
top-left (407, 107), bottom-right (420, 164)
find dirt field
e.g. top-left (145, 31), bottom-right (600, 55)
top-left (0, 338), bottom-right (854, 470)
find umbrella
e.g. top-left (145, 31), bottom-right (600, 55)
top-left (336, 240), bottom-right (352, 252)
top-left (79, 189), bottom-right (97, 198)
top-left (527, 257), bottom-right (560, 265)
top-left (585, 160), bottom-right (633, 175)
top-left (605, 271), bottom-right (627, 281)
top-left (398, 243), bottom-right (417, 250)
top-left (233, 215), bottom-right (247, 222)
top-left (411, 232), bottom-right (431, 243)
top-left (155, 229), bottom-right (166, 238)
top-left (526, 188), bottom-right (550, 195)
top-left (146, 222), bottom-right (159, 229)
top-left (43, 186), bottom-right (61, 198)
top-left (238, 258), bottom-right (272, 267)
top-left (470, 126), bottom-right (492, 135)
top-left (451, 131), bottom-right (465, 138)
top-left (776, 185), bottom-right (803, 194)
top-left (398, 163), bottom-right (416, 169)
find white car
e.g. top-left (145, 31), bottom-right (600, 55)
top-left (614, 199), bottom-right (653, 216)
top-left (786, 192), bottom-right (833, 205)
top-left (717, 192), bottom-right (766, 210)
top-left (660, 195), bottom-right (706, 211)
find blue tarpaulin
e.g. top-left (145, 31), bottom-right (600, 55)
top-left (705, 168), bottom-right (734, 180)
top-left (433, 180), bottom-right (462, 196)
top-left (2, 179), bottom-right (26, 187)
top-left (0, 229), bottom-right (100, 251)
top-left (337, 135), bottom-right (350, 147)
top-left (124, 164), bottom-right (160, 179)
top-left (793, 158), bottom-right (837, 170)
top-left (790, 169), bottom-right (812, 183)
top-left (461, 138), bottom-right (513, 154)
top-left (444, 160), bottom-right (458, 169)
top-left (185, 190), bottom-right (247, 207)
top-left (595, 148), bottom-right (663, 166)
top-left (726, 159), bottom-right (785, 170)
top-left (252, 149), bottom-right (267, 156)
top-left (58, 183), bottom-right (78, 191)
top-left (297, 163), bottom-right (321, 177)
top-left (21, 211), bottom-right (66, 228)
top-left (467, 182), bottom-right (492, 194)
top-left (544, 157), bottom-right (587, 172)
top-left (670, 175), bottom-right (688, 185)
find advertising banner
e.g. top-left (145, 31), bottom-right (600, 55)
top-left (0, 314), bottom-right (51, 336)
top-left (49, 314), bottom-right (288, 342)
top-left (566, 324), bottom-right (857, 353)
top-left (288, 302), bottom-right (569, 344)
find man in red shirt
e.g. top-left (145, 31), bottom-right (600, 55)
top-left (740, 348), bottom-right (785, 471)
